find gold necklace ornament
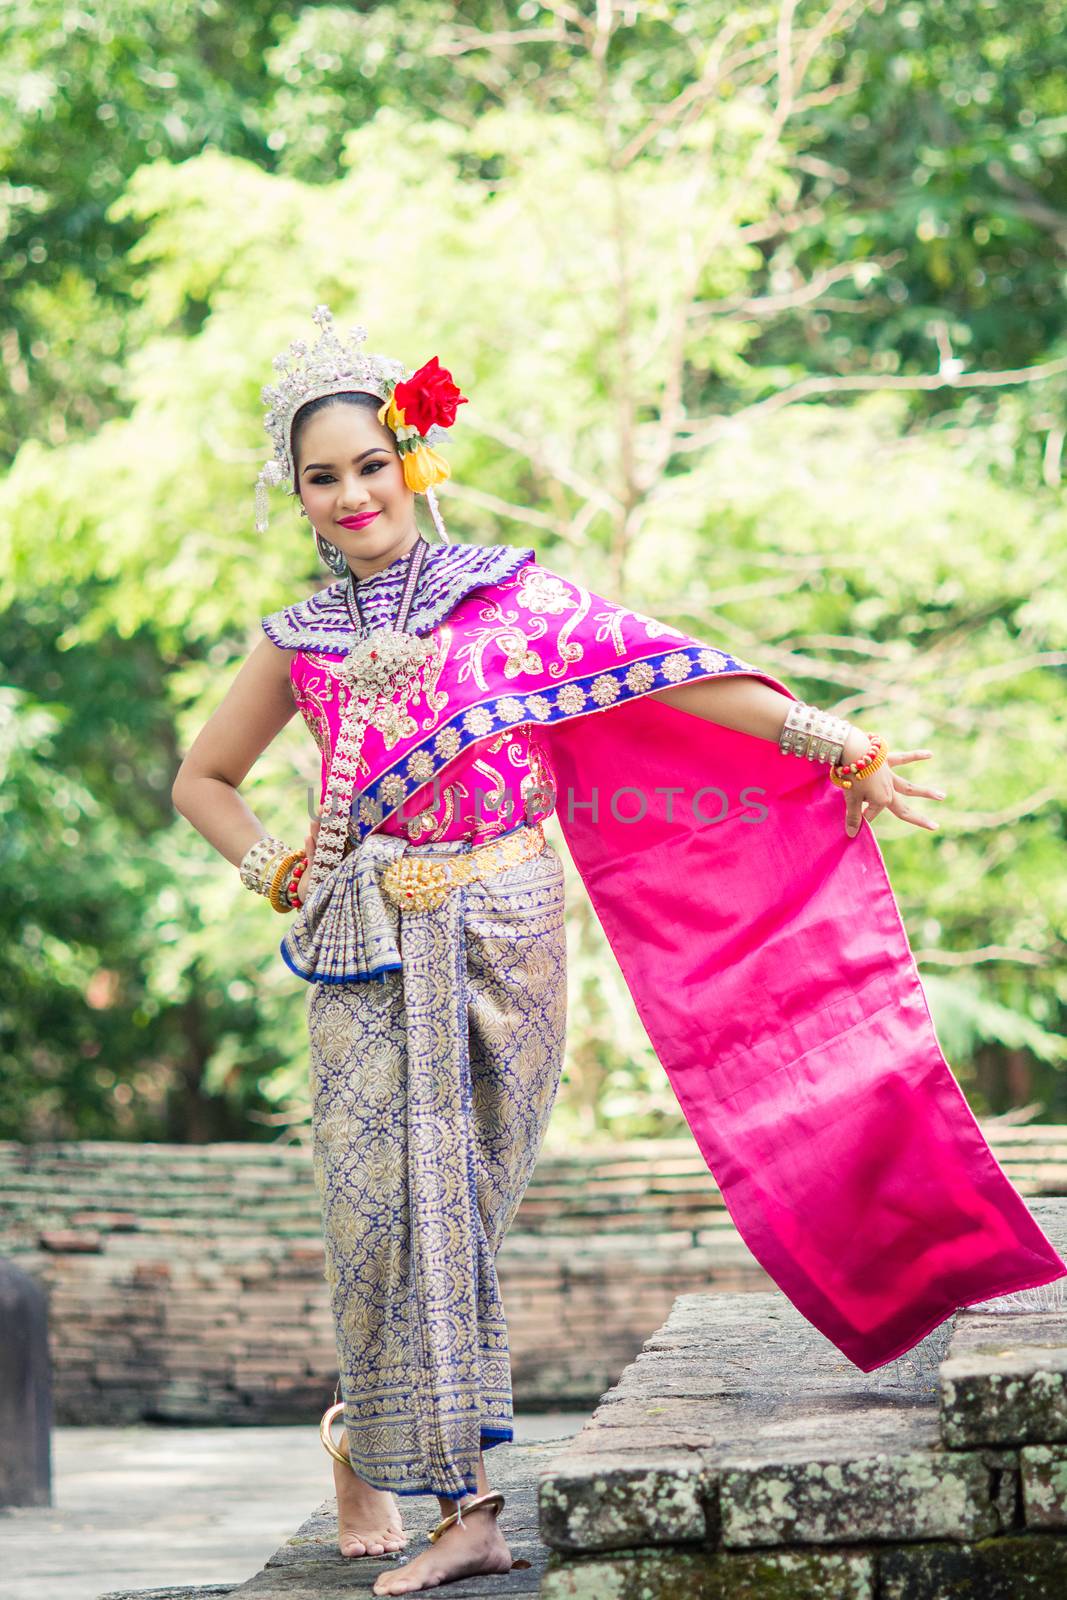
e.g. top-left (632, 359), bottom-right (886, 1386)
top-left (304, 538), bottom-right (433, 896)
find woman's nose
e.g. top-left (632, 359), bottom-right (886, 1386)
top-left (337, 476), bottom-right (372, 508)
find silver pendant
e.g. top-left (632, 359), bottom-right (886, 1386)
top-left (339, 628), bottom-right (434, 697)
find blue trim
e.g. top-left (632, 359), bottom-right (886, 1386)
top-left (328, 1425), bottom-right (516, 1498)
top-left (358, 1430), bottom-right (512, 1499)
top-left (358, 646), bottom-right (762, 842)
top-left (278, 938), bottom-right (401, 986)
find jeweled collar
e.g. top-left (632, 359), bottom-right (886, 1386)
top-left (260, 541), bottom-right (535, 651)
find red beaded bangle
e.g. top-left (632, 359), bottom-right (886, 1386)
top-left (829, 734), bottom-right (888, 790)
top-left (285, 855), bottom-right (309, 909)
top-left (836, 734), bottom-right (880, 777)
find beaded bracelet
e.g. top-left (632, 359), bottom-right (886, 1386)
top-left (285, 857), bottom-right (308, 909)
top-left (829, 733), bottom-right (888, 790)
top-left (268, 850), bottom-right (307, 914)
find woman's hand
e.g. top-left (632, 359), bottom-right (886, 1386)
top-left (292, 817), bottom-right (320, 906)
top-left (841, 739), bottom-right (946, 838)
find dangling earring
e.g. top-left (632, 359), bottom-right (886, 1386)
top-left (314, 530), bottom-right (349, 576)
top-left (296, 489), bottom-right (347, 575)
top-left (423, 484), bottom-right (451, 543)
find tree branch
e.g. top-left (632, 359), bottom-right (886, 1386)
top-left (913, 945), bottom-right (1053, 968)
top-left (676, 354), bottom-right (1067, 454)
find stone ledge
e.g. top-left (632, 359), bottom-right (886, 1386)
top-left (539, 1206), bottom-right (1067, 1575)
top-left (1022, 1445), bottom-right (1067, 1529)
top-left (97, 1588), bottom-right (237, 1600)
top-left (220, 1441), bottom-right (557, 1598)
top-left (940, 1314), bottom-right (1067, 1449)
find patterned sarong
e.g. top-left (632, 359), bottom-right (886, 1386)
top-left (305, 826), bottom-right (567, 1498)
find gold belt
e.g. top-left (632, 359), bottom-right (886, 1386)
top-left (378, 823), bottom-right (546, 913)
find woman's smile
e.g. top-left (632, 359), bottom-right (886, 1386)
top-left (337, 511), bottom-right (381, 529)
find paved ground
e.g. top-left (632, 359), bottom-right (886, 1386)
top-left (0, 1416), bottom-right (587, 1600)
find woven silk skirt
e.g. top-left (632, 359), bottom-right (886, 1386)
top-left (305, 832), bottom-right (567, 1500)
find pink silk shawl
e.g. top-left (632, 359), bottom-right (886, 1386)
top-left (283, 551), bottom-right (1066, 1371)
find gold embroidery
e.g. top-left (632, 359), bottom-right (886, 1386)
top-left (420, 626), bottom-right (452, 730)
top-left (372, 698), bottom-right (419, 749)
top-left (556, 683), bottom-right (587, 715)
top-left (456, 606), bottom-right (549, 690)
top-left (594, 607), bottom-right (627, 657)
top-left (472, 757), bottom-right (506, 809)
top-left (294, 685), bottom-right (329, 754)
top-left (660, 651), bottom-right (694, 683)
top-left (625, 660), bottom-right (655, 693)
top-left (406, 748), bottom-right (436, 783)
top-left (515, 570), bottom-right (576, 615)
top-left (463, 705), bottom-right (494, 737)
top-left (590, 673), bottom-right (621, 706)
top-left (549, 582), bottom-right (591, 679)
top-left (405, 783), bottom-right (459, 843)
top-left (435, 726), bottom-right (462, 763)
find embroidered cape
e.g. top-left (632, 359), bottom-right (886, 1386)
top-left (262, 542), bottom-right (1067, 1373)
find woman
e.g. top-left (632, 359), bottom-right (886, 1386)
top-left (171, 308), bottom-right (1066, 1597)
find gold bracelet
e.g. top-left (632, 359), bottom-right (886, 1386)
top-left (268, 850), bottom-right (306, 913)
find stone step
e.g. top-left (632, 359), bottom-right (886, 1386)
top-left (537, 1197), bottom-right (1067, 1597)
top-left (225, 1441), bottom-right (555, 1598)
top-left (940, 1196), bottom-right (1067, 1451)
top-left (97, 1588), bottom-right (237, 1600)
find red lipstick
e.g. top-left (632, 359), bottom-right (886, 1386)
top-left (337, 512), bottom-right (380, 529)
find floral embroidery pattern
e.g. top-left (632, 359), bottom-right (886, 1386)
top-left (556, 683), bottom-right (587, 715)
top-left (406, 748), bottom-right (435, 783)
top-left (593, 608), bottom-right (627, 657)
top-left (463, 706), bottom-right (494, 737)
top-left (354, 642), bottom-right (752, 844)
top-left (590, 673), bottom-right (620, 706)
top-left (516, 569), bottom-right (576, 616)
top-left (659, 652), bottom-right (694, 684)
top-left (435, 727), bottom-right (462, 762)
top-left (625, 660), bottom-right (655, 693)
top-left (698, 647), bottom-right (732, 672)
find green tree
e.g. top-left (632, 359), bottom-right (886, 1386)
top-left (2, 2), bottom-right (1064, 1141)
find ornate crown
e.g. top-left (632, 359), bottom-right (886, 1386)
top-left (254, 305), bottom-right (458, 532)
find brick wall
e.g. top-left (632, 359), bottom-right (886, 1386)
top-left (2, 1127), bottom-right (1064, 1424)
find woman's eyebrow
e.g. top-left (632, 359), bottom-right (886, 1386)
top-left (302, 448), bottom-right (387, 471)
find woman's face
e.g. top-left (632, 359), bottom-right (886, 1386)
top-left (294, 399), bottom-right (420, 578)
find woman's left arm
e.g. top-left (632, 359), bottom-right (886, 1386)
top-left (648, 675), bottom-right (946, 838)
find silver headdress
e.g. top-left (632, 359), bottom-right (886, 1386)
top-left (255, 305), bottom-right (453, 538)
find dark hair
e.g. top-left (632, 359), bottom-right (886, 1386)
top-left (290, 391), bottom-right (393, 482)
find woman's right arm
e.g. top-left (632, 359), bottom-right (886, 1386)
top-left (171, 636), bottom-right (300, 869)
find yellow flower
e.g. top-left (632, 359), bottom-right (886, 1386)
top-left (377, 394), bottom-right (406, 430)
top-left (402, 444), bottom-right (452, 492)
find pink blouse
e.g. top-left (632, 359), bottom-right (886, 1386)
top-left (290, 648), bottom-right (557, 847)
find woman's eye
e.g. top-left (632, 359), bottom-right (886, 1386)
top-left (309, 462), bottom-right (382, 483)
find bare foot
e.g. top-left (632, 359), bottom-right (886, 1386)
top-left (334, 1453), bottom-right (410, 1558)
top-left (371, 1501), bottom-right (513, 1594)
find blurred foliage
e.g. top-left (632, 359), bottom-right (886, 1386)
top-left (1, 1), bottom-right (1064, 1144)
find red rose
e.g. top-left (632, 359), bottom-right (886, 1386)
top-left (394, 356), bottom-right (469, 435)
